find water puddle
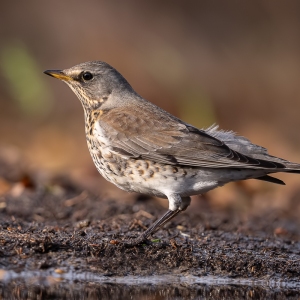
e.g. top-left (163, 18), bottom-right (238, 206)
top-left (0, 268), bottom-right (299, 299)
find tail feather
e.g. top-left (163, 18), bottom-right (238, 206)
top-left (256, 175), bottom-right (285, 185)
top-left (284, 163), bottom-right (300, 173)
top-left (205, 125), bottom-right (300, 174)
top-left (286, 169), bottom-right (300, 174)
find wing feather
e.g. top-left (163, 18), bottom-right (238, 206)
top-left (96, 106), bottom-right (286, 170)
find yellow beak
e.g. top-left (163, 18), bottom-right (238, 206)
top-left (44, 70), bottom-right (73, 81)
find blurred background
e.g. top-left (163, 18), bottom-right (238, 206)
top-left (1, 0), bottom-right (300, 224)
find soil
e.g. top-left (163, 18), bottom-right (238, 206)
top-left (0, 151), bottom-right (299, 299)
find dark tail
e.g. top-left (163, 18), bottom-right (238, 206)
top-left (286, 169), bottom-right (300, 174)
top-left (256, 175), bottom-right (285, 185)
top-left (255, 162), bottom-right (300, 185)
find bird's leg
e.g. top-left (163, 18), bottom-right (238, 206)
top-left (151, 209), bottom-right (181, 234)
top-left (122, 209), bottom-right (178, 246)
top-left (152, 197), bottom-right (191, 234)
top-left (122, 195), bottom-right (191, 246)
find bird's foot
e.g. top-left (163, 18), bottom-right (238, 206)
top-left (112, 233), bottom-right (151, 247)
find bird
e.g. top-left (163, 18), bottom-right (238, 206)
top-left (44, 61), bottom-right (300, 245)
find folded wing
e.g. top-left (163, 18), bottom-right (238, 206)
top-left (97, 106), bottom-right (287, 170)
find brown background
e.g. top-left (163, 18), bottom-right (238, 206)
top-left (1, 1), bottom-right (300, 213)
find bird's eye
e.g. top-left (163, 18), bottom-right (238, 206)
top-left (82, 71), bottom-right (93, 81)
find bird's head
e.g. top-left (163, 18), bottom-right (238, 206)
top-left (44, 61), bottom-right (133, 110)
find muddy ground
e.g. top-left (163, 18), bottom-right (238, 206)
top-left (0, 152), bottom-right (300, 299)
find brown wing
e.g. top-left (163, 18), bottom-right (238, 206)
top-left (97, 106), bottom-right (285, 170)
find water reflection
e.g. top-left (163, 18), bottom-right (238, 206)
top-left (1, 281), bottom-right (300, 300)
top-left (0, 270), bottom-right (299, 300)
